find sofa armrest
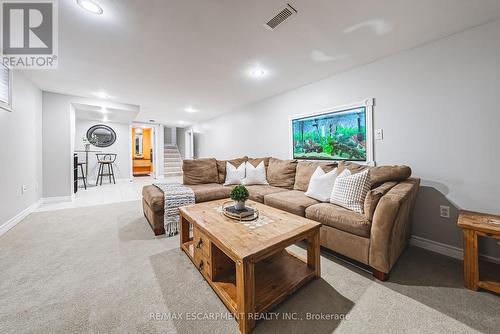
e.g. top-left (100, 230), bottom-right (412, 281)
top-left (364, 181), bottom-right (397, 221)
top-left (369, 178), bottom-right (420, 273)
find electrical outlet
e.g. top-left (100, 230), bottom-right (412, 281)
top-left (375, 128), bottom-right (384, 140)
top-left (21, 185), bottom-right (28, 194)
top-left (440, 205), bottom-right (450, 218)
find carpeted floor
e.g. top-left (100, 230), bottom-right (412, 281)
top-left (0, 201), bottom-right (498, 334)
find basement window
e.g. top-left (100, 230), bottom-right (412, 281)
top-left (0, 64), bottom-right (12, 111)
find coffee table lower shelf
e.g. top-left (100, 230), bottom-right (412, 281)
top-left (182, 240), bottom-right (315, 314)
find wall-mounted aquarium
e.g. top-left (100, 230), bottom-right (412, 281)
top-left (290, 100), bottom-right (374, 162)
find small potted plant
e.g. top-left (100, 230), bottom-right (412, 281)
top-left (230, 185), bottom-right (249, 210)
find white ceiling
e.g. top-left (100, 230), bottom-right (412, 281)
top-left (23, 0), bottom-right (500, 127)
top-left (73, 102), bottom-right (139, 124)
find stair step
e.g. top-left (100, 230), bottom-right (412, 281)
top-left (165, 166), bottom-right (182, 170)
top-left (164, 173), bottom-right (183, 177)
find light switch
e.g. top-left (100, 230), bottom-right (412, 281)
top-left (375, 128), bottom-right (384, 140)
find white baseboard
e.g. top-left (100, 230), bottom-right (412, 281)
top-left (0, 199), bottom-right (42, 237)
top-left (85, 178), bottom-right (132, 184)
top-left (42, 196), bottom-right (73, 204)
top-left (410, 235), bottom-right (500, 265)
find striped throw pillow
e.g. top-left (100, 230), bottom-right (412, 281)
top-left (330, 169), bottom-right (371, 213)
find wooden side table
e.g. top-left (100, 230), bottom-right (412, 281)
top-left (457, 210), bottom-right (500, 294)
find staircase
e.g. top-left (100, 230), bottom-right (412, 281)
top-left (164, 144), bottom-right (183, 177)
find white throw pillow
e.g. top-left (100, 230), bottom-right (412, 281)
top-left (330, 169), bottom-right (371, 213)
top-left (224, 162), bottom-right (245, 186)
top-left (241, 161), bottom-right (268, 185)
top-left (304, 167), bottom-right (338, 202)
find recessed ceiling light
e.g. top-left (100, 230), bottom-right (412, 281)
top-left (178, 120), bottom-right (186, 125)
top-left (102, 116), bottom-right (108, 122)
top-left (77, 0), bottom-right (103, 15)
top-left (100, 107), bottom-right (107, 113)
top-left (94, 91), bottom-right (111, 99)
top-left (184, 106), bottom-right (198, 113)
top-left (248, 67), bottom-right (267, 79)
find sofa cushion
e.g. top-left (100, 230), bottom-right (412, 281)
top-left (185, 183), bottom-right (232, 203)
top-left (142, 185), bottom-right (164, 212)
top-left (370, 165), bottom-right (412, 187)
top-left (337, 161), bottom-right (370, 175)
top-left (266, 158), bottom-right (298, 190)
top-left (305, 203), bottom-right (372, 238)
top-left (216, 156), bottom-right (248, 184)
top-left (246, 185), bottom-right (288, 203)
top-left (264, 190), bottom-right (320, 217)
top-left (338, 161), bottom-right (411, 187)
top-left (364, 181), bottom-right (397, 221)
top-left (143, 183), bottom-right (230, 211)
top-left (247, 157), bottom-right (271, 169)
top-left (293, 161), bottom-right (337, 192)
top-left (183, 158), bottom-right (219, 185)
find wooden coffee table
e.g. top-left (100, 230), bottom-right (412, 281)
top-left (179, 199), bottom-right (322, 334)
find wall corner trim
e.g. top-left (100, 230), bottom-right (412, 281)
top-left (410, 235), bottom-right (500, 265)
top-left (0, 199), bottom-right (43, 237)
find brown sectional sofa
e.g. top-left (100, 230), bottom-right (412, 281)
top-left (142, 157), bottom-right (420, 280)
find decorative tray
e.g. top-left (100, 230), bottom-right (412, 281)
top-left (221, 201), bottom-right (259, 221)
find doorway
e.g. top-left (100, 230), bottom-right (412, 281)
top-left (132, 126), bottom-right (155, 177)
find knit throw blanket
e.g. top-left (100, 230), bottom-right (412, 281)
top-left (153, 183), bottom-right (195, 237)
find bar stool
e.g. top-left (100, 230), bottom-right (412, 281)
top-left (96, 154), bottom-right (117, 185)
top-left (77, 161), bottom-right (87, 190)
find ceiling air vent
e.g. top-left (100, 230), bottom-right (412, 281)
top-left (264, 3), bottom-right (298, 31)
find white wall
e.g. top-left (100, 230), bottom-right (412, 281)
top-left (74, 120), bottom-right (131, 182)
top-left (163, 127), bottom-right (177, 146)
top-left (176, 127), bottom-right (186, 159)
top-left (42, 92), bottom-right (139, 198)
top-left (42, 92), bottom-right (75, 199)
top-left (0, 71), bottom-right (42, 228)
top-left (191, 19), bottom-right (500, 258)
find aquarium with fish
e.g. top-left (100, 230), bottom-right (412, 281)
top-left (292, 107), bottom-right (367, 161)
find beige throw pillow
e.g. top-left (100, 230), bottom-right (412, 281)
top-left (304, 167), bottom-right (338, 202)
top-left (330, 169), bottom-right (371, 213)
top-left (241, 161), bottom-right (268, 185)
top-left (223, 162), bottom-right (245, 186)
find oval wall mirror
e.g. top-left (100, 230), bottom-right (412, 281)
top-left (86, 124), bottom-right (117, 148)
